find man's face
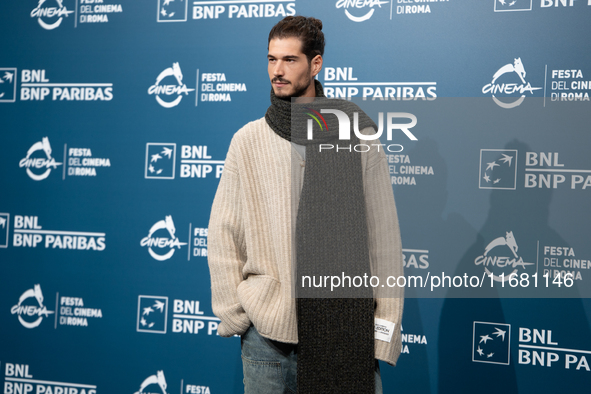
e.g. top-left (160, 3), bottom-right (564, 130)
top-left (268, 37), bottom-right (319, 98)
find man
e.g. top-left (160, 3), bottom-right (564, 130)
top-left (208, 16), bottom-right (403, 394)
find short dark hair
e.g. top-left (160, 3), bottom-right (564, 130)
top-left (268, 16), bottom-right (325, 62)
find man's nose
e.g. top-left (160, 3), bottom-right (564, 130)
top-left (273, 61), bottom-right (284, 77)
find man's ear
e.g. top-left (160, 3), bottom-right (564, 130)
top-left (310, 55), bottom-right (323, 78)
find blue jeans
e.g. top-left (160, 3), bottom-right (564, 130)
top-left (241, 325), bottom-right (383, 394)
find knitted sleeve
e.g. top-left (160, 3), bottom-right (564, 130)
top-left (207, 136), bottom-right (252, 337)
top-left (362, 128), bottom-right (405, 366)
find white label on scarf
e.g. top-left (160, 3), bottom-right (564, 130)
top-left (375, 318), bottom-right (396, 343)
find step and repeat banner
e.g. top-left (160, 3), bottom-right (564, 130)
top-left (1, 1), bottom-right (590, 393)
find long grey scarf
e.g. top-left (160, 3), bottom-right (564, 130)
top-left (266, 81), bottom-right (377, 393)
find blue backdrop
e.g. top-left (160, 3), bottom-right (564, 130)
top-left (1, 1), bottom-right (590, 393)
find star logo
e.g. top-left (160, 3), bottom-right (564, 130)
top-left (0, 213), bottom-right (8, 248)
top-left (157, 0), bottom-right (187, 22)
top-left (499, 154), bottom-right (513, 166)
top-left (494, 0), bottom-right (532, 12)
top-left (137, 296), bottom-right (168, 333)
top-left (479, 149), bottom-right (518, 190)
top-left (151, 153), bottom-right (162, 163)
top-left (494, 327), bottom-right (507, 341)
top-left (3, 71), bottom-right (14, 83)
top-left (145, 143), bottom-right (176, 179)
top-left (486, 161), bottom-right (500, 171)
top-left (0, 68), bottom-right (17, 103)
top-left (143, 306), bottom-right (154, 316)
top-left (154, 300), bottom-right (165, 311)
top-left (162, 147), bottom-right (173, 158)
top-left (473, 321), bottom-right (511, 365)
top-left (479, 334), bottom-right (492, 344)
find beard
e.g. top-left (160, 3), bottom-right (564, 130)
top-left (272, 77), bottom-right (313, 98)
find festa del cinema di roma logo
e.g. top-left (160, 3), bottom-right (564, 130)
top-left (148, 62), bottom-right (194, 108)
top-left (140, 216), bottom-right (187, 261)
top-left (335, 0), bottom-right (389, 22)
top-left (133, 369), bottom-right (211, 394)
top-left (19, 137), bottom-right (62, 181)
top-left (11, 284), bottom-right (54, 329)
top-left (474, 231), bottom-right (534, 282)
top-left (31, 0), bottom-right (74, 30)
top-left (482, 58), bottom-right (542, 109)
top-left (135, 370), bottom-right (168, 394)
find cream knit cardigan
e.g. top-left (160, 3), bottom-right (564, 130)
top-left (208, 117), bottom-right (404, 366)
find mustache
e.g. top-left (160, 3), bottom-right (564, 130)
top-left (272, 77), bottom-right (290, 84)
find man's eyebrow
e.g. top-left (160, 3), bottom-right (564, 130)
top-left (267, 54), bottom-right (299, 60)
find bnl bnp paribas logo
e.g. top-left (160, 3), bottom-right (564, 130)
top-left (11, 284), bottom-right (55, 329)
top-left (1, 68), bottom-right (113, 102)
top-left (157, 0), bottom-right (295, 22)
top-left (145, 143), bottom-right (225, 180)
top-left (473, 321), bottom-right (511, 365)
top-left (31, 0), bottom-right (74, 30)
top-left (137, 295), bottom-right (221, 335)
top-left (495, 0), bottom-right (591, 12)
top-left (137, 296), bottom-right (168, 333)
top-left (0, 69), bottom-right (17, 102)
top-left (474, 321), bottom-right (591, 372)
top-left (479, 149), bottom-right (518, 190)
top-left (157, 0), bottom-right (187, 22)
top-left (145, 143), bottom-right (176, 179)
top-left (1, 213), bottom-right (10, 248)
top-left (494, 0), bottom-right (532, 12)
top-left (482, 58), bottom-right (542, 108)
